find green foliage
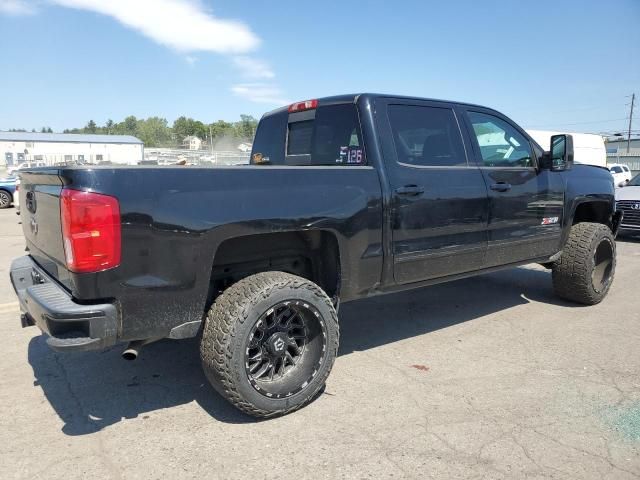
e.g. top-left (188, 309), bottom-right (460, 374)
top-left (10, 114), bottom-right (260, 148)
top-left (85, 120), bottom-right (98, 134)
top-left (137, 117), bottom-right (172, 147)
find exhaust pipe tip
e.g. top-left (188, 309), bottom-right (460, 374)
top-left (122, 348), bottom-right (138, 361)
top-left (121, 338), bottom-right (161, 361)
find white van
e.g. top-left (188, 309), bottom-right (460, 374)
top-left (526, 130), bottom-right (606, 167)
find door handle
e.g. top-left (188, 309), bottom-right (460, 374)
top-left (395, 185), bottom-right (425, 196)
top-left (490, 183), bottom-right (512, 192)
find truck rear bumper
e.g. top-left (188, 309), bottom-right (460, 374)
top-left (10, 256), bottom-right (118, 352)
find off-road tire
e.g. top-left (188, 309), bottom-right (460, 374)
top-left (552, 222), bottom-right (616, 305)
top-left (200, 271), bottom-right (339, 418)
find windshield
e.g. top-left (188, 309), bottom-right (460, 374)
top-left (628, 174), bottom-right (640, 186)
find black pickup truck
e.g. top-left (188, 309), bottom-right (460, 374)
top-left (11, 94), bottom-right (622, 417)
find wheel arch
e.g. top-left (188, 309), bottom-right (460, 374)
top-left (207, 229), bottom-right (342, 307)
top-left (571, 199), bottom-right (612, 226)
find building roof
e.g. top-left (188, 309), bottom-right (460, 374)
top-left (0, 131), bottom-right (143, 144)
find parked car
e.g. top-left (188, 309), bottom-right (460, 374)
top-left (0, 175), bottom-right (17, 209)
top-left (7, 161), bottom-right (46, 176)
top-left (10, 93), bottom-right (621, 418)
top-left (609, 163), bottom-right (633, 186)
top-left (615, 173), bottom-right (640, 234)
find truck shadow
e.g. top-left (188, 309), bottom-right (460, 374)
top-left (27, 266), bottom-right (576, 435)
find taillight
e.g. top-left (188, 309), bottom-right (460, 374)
top-left (60, 189), bottom-right (121, 273)
top-left (288, 99), bottom-right (318, 113)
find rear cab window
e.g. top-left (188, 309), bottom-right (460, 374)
top-left (251, 103), bottom-right (366, 166)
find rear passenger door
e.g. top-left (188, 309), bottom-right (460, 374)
top-left (460, 108), bottom-right (565, 266)
top-left (376, 98), bottom-right (489, 285)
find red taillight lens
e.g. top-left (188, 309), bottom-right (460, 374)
top-left (288, 99), bottom-right (318, 113)
top-left (60, 189), bottom-right (121, 273)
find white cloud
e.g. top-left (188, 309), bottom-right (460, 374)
top-left (48, 0), bottom-right (260, 54)
top-left (2, 0), bottom-right (289, 105)
top-left (0, 0), bottom-right (37, 15)
top-left (231, 83), bottom-right (289, 106)
top-left (232, 56), bottom-right (275, 79)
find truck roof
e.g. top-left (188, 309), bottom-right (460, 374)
top-left (262, 93), bottom-right (492, 117)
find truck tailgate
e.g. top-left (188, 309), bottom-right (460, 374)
top-left (19, 170), bottom-right (68, 283)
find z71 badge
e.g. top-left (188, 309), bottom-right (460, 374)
top-left (541, 217), bottom-right (559, 225)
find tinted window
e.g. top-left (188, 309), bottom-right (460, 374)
top-left (467, 111), bottom-right (533, 167)
top-left (287, 121), bottom-right (313, 155)
top-left (251, 111), bottom-right (287, 164)
top-left (611, 166), bottom-right (623, 173)
top-left (286, 104), bottom-right (365, 166)
top-left (387, 105), bottom-right (466, 167)
top-left (252, 105), bottom-right (364, 166)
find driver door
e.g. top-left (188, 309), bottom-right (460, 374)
top-left (460, 108), bottom-right (564, 266)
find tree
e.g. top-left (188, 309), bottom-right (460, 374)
top-left (105, 119), bottom-right (114, 134)
top-left (235, 114), bottom-right (258, 141)
top-left (85, 120), bottom-right (97, 134)
top-left (137, 117), bottom-right (171, 147)
top-left (118, 116), bottom-right (138, 136)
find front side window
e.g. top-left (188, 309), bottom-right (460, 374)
top-left (611, 166), bottom-right (623, 173)
top-left (387, 105), bottom-right (467, 167)
top-left (467, 111), bottom-right (533, 168)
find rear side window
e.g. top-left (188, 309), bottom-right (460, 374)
top-left (387, 105), bottom-right (467, 167)
top-left (611, 166), bottom-right (623, 173)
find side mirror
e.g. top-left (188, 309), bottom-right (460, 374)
top-left (549, 134), bottom-right (574, 171)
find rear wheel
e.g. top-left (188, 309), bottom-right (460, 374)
top-left (0, 190), bottom-right (11, 209)
top-left (200, 272), bottom-right (339, 418)
top-left (552, 222), bottom-right (616, 305)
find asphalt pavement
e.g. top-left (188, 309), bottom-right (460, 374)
top-left (0, 206), bottom-right (638, 479)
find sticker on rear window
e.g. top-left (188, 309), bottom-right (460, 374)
top-left (336, 146), bottom-right (363, 165)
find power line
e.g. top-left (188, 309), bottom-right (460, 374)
top-left (527, 117), bottom-right (628, 128)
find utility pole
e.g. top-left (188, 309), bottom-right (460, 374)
top-left (627, 93), bottom-right (635, 154)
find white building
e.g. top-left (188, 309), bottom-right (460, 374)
top-left (0, 132), bottom-right (143, 166)
top-left (182, 135), bottom-right (202, 150)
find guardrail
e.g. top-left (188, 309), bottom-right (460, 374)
top-left (144, 149), bottom-right (250, 165)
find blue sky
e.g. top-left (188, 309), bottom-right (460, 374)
top-left (0, 0), bottom-right (638, 136)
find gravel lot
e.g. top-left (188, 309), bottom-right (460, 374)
top-left (0, 205), bottom-right (639, 479)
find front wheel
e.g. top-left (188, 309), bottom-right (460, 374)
top-left (200, 272), bottom-right (339, 418)
top-left (552, 222), bottom-right (616, 305)
top-left (0, 190), bottom-right (12, 209)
